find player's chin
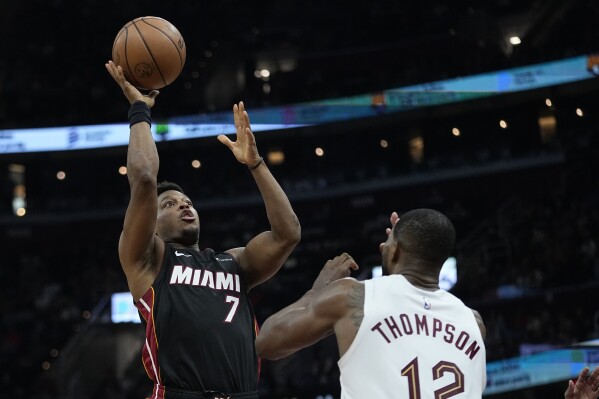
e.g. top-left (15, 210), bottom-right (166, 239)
top-left (178, 226), bottom-right (200, 245)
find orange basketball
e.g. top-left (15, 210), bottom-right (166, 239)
top-left (112, 16), bottom-right (186, 90)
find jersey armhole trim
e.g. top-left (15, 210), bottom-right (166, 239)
top-left (338, 279), bottom-right (371, 369)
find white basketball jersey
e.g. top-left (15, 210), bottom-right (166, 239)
top-left (339, 274), bottom-right (486, 399)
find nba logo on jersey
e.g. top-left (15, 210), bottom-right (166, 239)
top-left (423, 296), bottom-right (431, 310)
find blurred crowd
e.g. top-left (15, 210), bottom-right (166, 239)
top-left (1, 89), bottom-right (598, 398)
top-left (1, 1), bottom-right (598, 397)
top-left (2, 1), bottom-right (598, 130)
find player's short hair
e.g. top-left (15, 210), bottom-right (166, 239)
top-left (393, 208), bottom-right (456, 266)
top-left (157, 181), bottom-right (185, 197)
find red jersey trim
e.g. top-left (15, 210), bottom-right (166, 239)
top-left (254, 317), bottom-right (261, 382)
top-left (136, 287), bottom-right (162, 389)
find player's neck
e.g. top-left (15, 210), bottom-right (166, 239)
top-left (169, 241), bottom-right (200, 252)
top-left (397, 270), bottom-right (439, 291)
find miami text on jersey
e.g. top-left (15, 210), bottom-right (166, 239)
top-left (169, 265), bottom-right (242, 293)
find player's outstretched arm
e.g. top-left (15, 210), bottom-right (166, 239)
top-left (218, 101), bottom-right (301, 289)
top-left (564, 366), bottom-right (599, 399)
top-left (256, 254), bottom-right (359, 359)
top-left (106, 61), bottom-right (163, 301)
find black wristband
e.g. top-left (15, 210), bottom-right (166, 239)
top-left (249, 156), bottom-right (264, 170)
top-left (128, 101), bottom-right (151, 127)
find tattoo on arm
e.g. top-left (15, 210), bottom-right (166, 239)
top-left (347, 284), bottom-right (364, 329)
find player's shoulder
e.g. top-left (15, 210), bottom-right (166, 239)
top-left (327, 278), bottom-right (365, 307)
top-left (316, 278), bottom-right (363, 302)
top-left (329, 277), bottom-right (364, 292)
top-left (314, 278), bottom-right (364, 317)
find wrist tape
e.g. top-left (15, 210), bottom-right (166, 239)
top-left (128, 101), bottom-right (151, 127)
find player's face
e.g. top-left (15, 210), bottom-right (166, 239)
top-left (156, 190), bottom-right (200, 245)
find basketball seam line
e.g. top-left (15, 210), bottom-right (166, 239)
top-left (140, 18), bottom-right (185, 73)
top-left (123, 28), bottom-right (144, 89)
top-left (133, 18), bottom-right (167, 88)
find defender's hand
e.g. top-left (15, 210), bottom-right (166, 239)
top-left (312, 253), bottom-right (359, 291)
top-left (105, 60), bottom-right (159, 107)
top-left (385, 211), bottom-right (399, 236)
top-left (217, 101), bottom-right (261, 166)
top-left (380, 211), bottom-right (399, 253)
top-left (564, 366), bottom-right (599, 399)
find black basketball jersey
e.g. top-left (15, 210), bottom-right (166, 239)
top-left (134, 244), bottom-right (259, 398)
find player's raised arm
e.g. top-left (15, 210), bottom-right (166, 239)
top-left (218, 101), bottom-right (301, 289)
top-left (105, 61), bottom-right (163, 301)
top-left (256, 254), bottom-right (360, 359)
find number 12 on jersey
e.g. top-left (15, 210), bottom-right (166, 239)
top-left (401, 357), bottom-right (464, 398)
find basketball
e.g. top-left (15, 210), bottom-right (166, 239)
top-left (112, 16), bottom-right (186, 90)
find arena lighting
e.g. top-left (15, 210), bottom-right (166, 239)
top-left (56, 171), bottom-right (66, 180)
top-left (315, 147), bottom-right (324, 157)
top-left (545, 98), bottom-right (552, 107)
top-left (118, 166), bottom-right (127, 175)
top-left (8, 163), bottom-right (26, 216)
top-left (499, 120), bottom-right (508, 129)
top-left (452, 127), bottom-right (461, 136)
top-left (509, 36), bottom-right (522, 45)
top-left (538, 115), bottom-right (557, 145)
top-left (254, 69), bottom-right (271, 79)
top-left (191, 159), bottom-right (201, 168)
top-left (576, 108), bottom-right (584, 117)
top-left (379, 139), bottom-right (389, 148)
top-left (3, 55), bottom-right (597, 156)
top-left (266, 150), bottom-right (285, 165)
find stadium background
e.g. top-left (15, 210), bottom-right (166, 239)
top-left (1, 0), bottom-right (598, 398)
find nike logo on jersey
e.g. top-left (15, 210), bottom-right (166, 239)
top-left (175, 250), bottom-right (192, 257)
top-left (215, 257), bottom-right (234, 262)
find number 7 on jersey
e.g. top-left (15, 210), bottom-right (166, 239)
top-left (224, 295), bottom-right (240, 323)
